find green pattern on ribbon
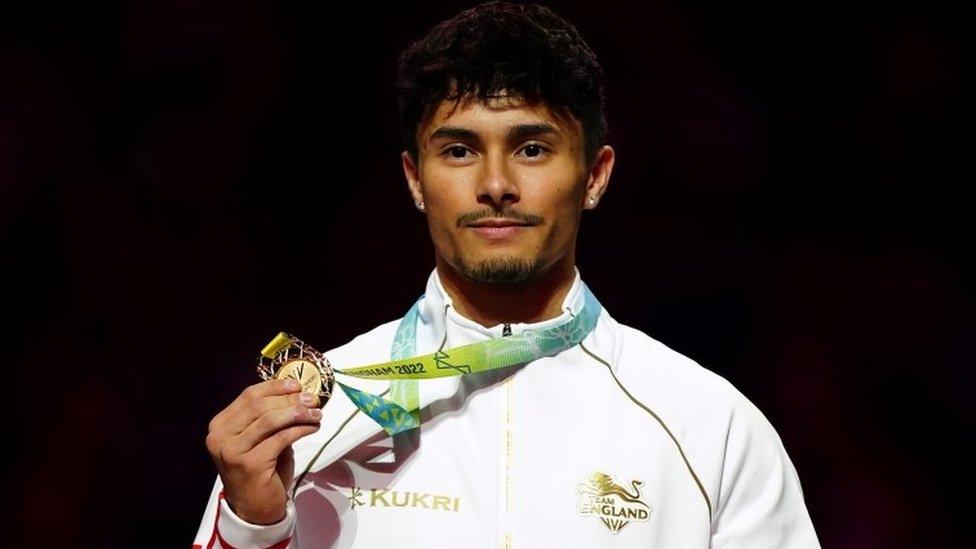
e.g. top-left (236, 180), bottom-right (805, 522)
top-left (338, 383), bottom-right (418, 432)
top-left (388, 299), bottom-right (422, 428)
top-left (336, 284), bottom-right (602, 435)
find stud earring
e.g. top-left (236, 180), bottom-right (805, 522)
top-left (417, 201), bottom-right (425, 211)
top-left (588, 195), bottom-right (598, 204)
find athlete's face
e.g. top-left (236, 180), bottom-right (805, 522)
top-left (402, 94), bottom-right (614, 284)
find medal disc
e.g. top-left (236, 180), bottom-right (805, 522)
top-left (275, 357), bottom-right (334, 406)
top-left (258, 334), bottom-right (335, 407)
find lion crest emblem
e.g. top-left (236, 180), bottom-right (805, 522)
top-left (577, 472), bottom-right (652, 534)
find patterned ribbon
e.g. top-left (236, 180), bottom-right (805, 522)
top-left (331, 283), bottom-right (602, 435)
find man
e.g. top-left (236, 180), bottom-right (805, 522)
top-left (194, 2), bottom-right (820, 547)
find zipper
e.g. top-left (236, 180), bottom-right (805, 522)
top-left (502, 323), bottom-right (512, 337)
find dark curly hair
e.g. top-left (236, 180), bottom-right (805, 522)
top-left (396, 1), bottom-right (607, 167)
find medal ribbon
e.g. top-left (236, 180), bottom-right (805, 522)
top-left (267, 284), bottom-right (602, 435)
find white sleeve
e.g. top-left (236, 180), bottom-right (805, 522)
top-left (710, 394), bottom-right (821, 549)
top-left (192, 475), bottom-right (297, 548)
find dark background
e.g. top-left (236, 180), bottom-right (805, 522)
top-left (1, 1), bottom-right (970, 546)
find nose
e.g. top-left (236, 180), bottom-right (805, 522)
top-left (475, 155), bottom-right (519, 209)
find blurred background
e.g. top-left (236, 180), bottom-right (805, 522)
top-left (1, 1), bottom-right (970, 546)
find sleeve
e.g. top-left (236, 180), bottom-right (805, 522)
top-left (192, 475), bottom-right (297, 549)
top-left (709, 394), bottom-right (821, 549)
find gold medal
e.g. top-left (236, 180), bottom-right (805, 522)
top-left (257, 333), bottom-right (334, 407)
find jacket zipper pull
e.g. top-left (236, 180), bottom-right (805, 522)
top-left (502, 323), bottom-right (512, 337)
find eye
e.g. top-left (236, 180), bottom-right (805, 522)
top-left (518, 143), bottom-right (549, 159)
top-left (444, 145), bottom-right (471, 159)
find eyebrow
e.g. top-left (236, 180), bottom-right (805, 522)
top-left (508, 122), bottom-right (561, 140)
top-left (428, 123), bottom-right (561, 143)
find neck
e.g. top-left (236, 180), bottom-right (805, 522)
top-left (435, 256), bottom-right (577, 328)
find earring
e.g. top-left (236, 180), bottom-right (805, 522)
top-left (588, 195), bottom-right (598, 204)
top-left (417, 201), bottom-right (425, 211)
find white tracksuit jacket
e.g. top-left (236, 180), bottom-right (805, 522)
top-left (194, 268), bottom-right (820, 548)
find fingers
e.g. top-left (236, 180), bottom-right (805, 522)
top-left (206, 377), bottom-right (325, 480)
top-left (210, 378), bottom-right (305, 436)
top-left (230, 403), bottom-right (322, 454)
top-left (248, 423), bottom-right (323, 465)
top-left (220, 392), bottom-right (314, 437)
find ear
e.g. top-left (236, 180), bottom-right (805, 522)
top-left (582, 145), bottom-right (615, 210)
top-left (402, 150), bottom-right (425, 211)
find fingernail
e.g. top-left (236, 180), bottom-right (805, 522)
top-left (285, 379), bottom-right (299, 390)
top-left (309, 408), bottom-right (322, 420)
top-left (299, 393), bottom-right (315, 405)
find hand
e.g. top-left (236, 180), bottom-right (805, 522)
top-left (206, 378), bottom-right (322, 524)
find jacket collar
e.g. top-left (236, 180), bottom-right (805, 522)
top-left (415, 267), bottom-right (587, 354)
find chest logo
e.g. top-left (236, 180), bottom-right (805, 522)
top-left (577, 472), bottom-right (652, 534)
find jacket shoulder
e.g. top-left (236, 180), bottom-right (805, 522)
top-left (612, 321), bottom-right (785, 445)
top-left (610, 319), bottom-right (744, 411)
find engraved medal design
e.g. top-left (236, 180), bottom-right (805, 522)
top-left (257, 334), bottom-right (335, 406)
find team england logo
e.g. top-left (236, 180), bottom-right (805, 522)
top-left (577, 472), bottom-right (652, 534)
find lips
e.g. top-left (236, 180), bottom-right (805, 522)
top-left (468, 219), bottom-right (533, 228)
top-left (467, 219), bottom-right (533, 239)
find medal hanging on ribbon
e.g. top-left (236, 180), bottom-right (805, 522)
top-left (258, 283), bottom-right (603, 435)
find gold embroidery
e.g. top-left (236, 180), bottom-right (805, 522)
top-left (577, 472), bottom-right (652, 534)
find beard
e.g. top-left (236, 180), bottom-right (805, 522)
top-left (452, 253), bottom-right (546, 285)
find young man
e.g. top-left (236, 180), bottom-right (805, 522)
top-left (195, 2), bottom-right (820, 547)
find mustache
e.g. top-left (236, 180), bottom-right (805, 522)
top-left (456, 208), bottom-right (546, 228)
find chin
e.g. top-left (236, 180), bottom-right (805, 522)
top-left (452, 254), bottom-right (547, 285)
